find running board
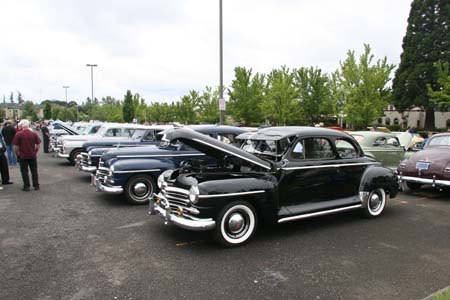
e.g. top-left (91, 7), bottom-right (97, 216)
top-left (277, 204), bottom-right (363, 224)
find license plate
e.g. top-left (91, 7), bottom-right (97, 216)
top-left (416, 162), bottom-right (430, 170)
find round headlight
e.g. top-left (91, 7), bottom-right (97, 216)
top-left (189, 186), bottom-right (199, 204)
top-left (88, 150), bottom-right (92, 155)
top-left (157, 174), bottom-right (164, 188)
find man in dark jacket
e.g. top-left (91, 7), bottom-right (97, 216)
top-left (0, 132), bottom-right (12, 185)
top-left (1, 120), bottom-right (17, 165)
top-left (41, 121), bottom-right (50, 153)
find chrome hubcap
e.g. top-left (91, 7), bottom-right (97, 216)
top-left (369, 193), bottom-right (381, 211)
top-left (228, 213), bottom-right (245, 234)
top-left (133, 183), bottom-right (148, 197)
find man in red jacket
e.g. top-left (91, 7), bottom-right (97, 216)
top-left (12, 120), bottom-right (41, 191)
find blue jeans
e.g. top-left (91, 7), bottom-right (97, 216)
top-left (6, 144), bottom-right (17, 165)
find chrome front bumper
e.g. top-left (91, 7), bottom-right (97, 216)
top-left (57, 152), bottom-right (69, 158)
top-left (91, 174), bottom-right (123, 194)
top-left (398, 175), bottom-right (450, 187)
top-left (149, 194), bottom-right (216, 231)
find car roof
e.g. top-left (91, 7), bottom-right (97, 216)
top-left (244, 126), bottom-right (353, 141)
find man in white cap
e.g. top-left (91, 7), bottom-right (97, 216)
top-left (12, 120), bottom-right (41, 191)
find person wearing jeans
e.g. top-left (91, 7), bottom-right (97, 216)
top-left (12, 120), bottom-right (41, 191)
top-left (1, 120), bottom-right (17, 165)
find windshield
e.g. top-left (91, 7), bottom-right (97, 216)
top-left (241, 138), bottom-right (290, 157)
top-left (95, 126), bottom-right (107, 136)
top-left (131, 129), bottom-right (149, 140)
top-left (396, 132), bottom-right (412, 147)
top-left (428, 136), bottom-right (450, 147)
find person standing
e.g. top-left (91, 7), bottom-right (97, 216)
top-left (12, 120), bottom-right (41, 191)
top-left (1, 120), bottom-right (17, 166)
top-left (41, 121), bottom-right (50, 153)
top-left (0, 132), bottom-right (12, 185)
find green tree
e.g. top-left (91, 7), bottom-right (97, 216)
top-left (9, 92), bottom-right (13, 103)
top-left (228, 67), bottom-right (265, 125)
top-left (334, 44), bottom-right (394, 129)
top-left (17, 91), bottom-right (23, 104)
top-left (261, 66), bottom-right (298, 125)
top-left (428, 62), bottom-right (450, 110)
top-left (21, 101), bottom-right (36, 119)
top-left (122, 90), bottom-right (135, 123)
top-left (178, 90), bottom-right (201, 124)
top-left (392, 0), bottom-right (450, 129)
top-left (294, 67), bottom-right (333, 125)
top-left (199, 86), bottom-right (219, 124)
top-left (43, 103), bottom-right (52, 119)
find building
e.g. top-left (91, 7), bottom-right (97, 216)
top-left (0, 103), bottom-right (44, 120)
top-left (378, 105), bottom-right (450, 129)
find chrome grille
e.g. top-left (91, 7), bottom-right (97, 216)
top-left (96, 168), bottom-right (110, 184)
top-left (80, 152), bottom-right (90, 167)
top-left (160, 185), bottom-right (189, 210)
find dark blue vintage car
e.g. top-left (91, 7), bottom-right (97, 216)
top-left (149, 127), bottom-right (399, 246)
top-left (76, 125), bottom-right (172, 172)
top-left (92, 125), bottom-right (249, 204)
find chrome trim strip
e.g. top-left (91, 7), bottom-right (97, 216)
top-left (282, 162), bottom-right (377, 170)
top-left (98, 167), bottom-right (110, 172)
top-left (278, 204), bottom-right (362, 223)
top-left (191, 138), bottom-right (271, 170)
top-left (398, 175), bottom-right (450, 187)
top-left (116, 154), bottom-right (205, 158)
top-left (166, 186), bottom-right (190, 195)
top-left (198, 190), bottom-right (266, 199)
top-left (113, 169), bottom-right (161, 174)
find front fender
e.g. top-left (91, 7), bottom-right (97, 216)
top-left (195, 173), bottom-right (278, 221)
top-left (359, 165), bottom-right (398, 199)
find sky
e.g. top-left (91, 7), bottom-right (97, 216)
top-left (0, 0), bottom-right (413, 105)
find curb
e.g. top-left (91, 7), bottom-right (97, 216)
top-left (423, 285), bottom-right (450, 300)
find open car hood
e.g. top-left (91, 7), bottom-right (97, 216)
top-left (164, 128), bottom-right (271, 170)
top-left (53, 120), bottom-right (81, 135)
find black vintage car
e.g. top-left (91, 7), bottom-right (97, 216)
top-left (149, 127), bottom-right (399, 246)
top-left (93, 125), bottom-right (249, 204)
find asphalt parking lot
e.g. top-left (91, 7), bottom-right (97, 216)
top-left (1, 151), bottom-right (450, 300)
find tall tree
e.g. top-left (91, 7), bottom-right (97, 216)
top-left (428, 62), bottom-right (450, 110)
top-left (21, 101), bottom-right (36, 119)
top-left (43, 102), bottom-right (52, 119)
top-left (228, 67), bottom-right (265, 125)
top-left (334, 44), bottom-right (394, 129)
top-left (122, 90), bottom-right (135, 123)
top-left (17, 91), bottom-right (23, 104)
top-left (261, 66), bottom-right (298, 126)
top-left (392, 0), bottom-right (450, 129)
top-left (9, 92), bottom-right (13, 103)
top-left (199, 86), bottom-right (220, 124)
top-left (293, 67), bottom-right (332, 125)
top-left (178, 90), bottom-right (201, 124)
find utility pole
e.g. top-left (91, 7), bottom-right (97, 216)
top-left (219, 0), bottom-right (225, 125)
top-left (62, 86), bottom-right (70, 103)
top-left (86, 64), bottom-right (98, 102)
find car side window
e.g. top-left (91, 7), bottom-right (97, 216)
top-left (386, 137), bottom-right (400, 147)
top-left (105, 128), bottom-right (122, 137)
top-left (292, 138), bottom-right (335, 160)
top-left (217, 133), bottom-right (238, 145)
top-left (335, 139), bottom-right (359, 158)
top-left (142, 131), bottom-right (155, 141)
top-left (374, 137), bottom-right (386, 146)
top-left (123, 128), bottom-right (134, 137)
top-left (291, 141), bottom-right (305, 159)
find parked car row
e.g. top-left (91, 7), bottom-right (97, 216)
top-left (47, 123), bottom-right (449, 246)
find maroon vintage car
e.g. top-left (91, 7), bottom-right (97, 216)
top-left (397, 132), bottom-right (450, 190)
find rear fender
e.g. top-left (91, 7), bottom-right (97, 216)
top-left (359, 165), bottom-right (398, 200)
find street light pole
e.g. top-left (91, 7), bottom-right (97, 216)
top-left (219, 0), bottom-right (224, 125)
top-left (86, 64), bottom-right (98, 103)
top-left (62, 86), bottom-right (70, 103)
